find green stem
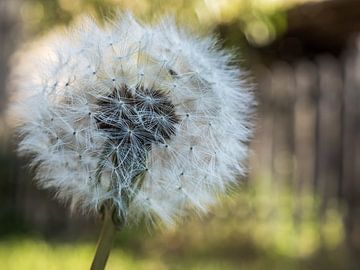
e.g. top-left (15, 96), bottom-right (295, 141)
top-left (90, 205), bottom-right (121, 270)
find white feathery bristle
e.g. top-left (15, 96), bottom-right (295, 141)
top-left (11, 13), bottom-right (254, 226)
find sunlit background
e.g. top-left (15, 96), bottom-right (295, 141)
top-left (1, 0), bottom-right (360, 269)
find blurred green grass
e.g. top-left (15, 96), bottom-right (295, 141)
top-left (0, 236), bottom-right (352, 270)
top-left (0, 181), bottom-right (353, 270)
top-left (0, 238), bottom-right (166, 270)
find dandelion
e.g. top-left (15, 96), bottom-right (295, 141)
top-left (11, 13), bottom-right (254, 270)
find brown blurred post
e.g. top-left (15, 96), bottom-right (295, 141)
top-left (0, 0), bottom-right (20, 115)
top-left (292, 60), bottom-right (318, 226)
top-left (249, 65), bottom-right (273, 181)
top-left (315, 55), bottom-right (343, 211)
top-left (342, 42), bottom-right (360, 261)
top-left (0, 0), bottom-right (22, 233)
top-left (269, 62), bottom-right (295, 185)
top-left (294, 61), bottom-right (318, 193)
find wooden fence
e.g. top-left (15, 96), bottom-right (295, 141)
top-left (251, 39), bottom-right (360, 253)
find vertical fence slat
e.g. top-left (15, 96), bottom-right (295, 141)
top-left (270, 62), bottom-right (295, 185)
top-left (342, 43), bottom-right (360, 256)
top-left (315, 55), bottom-right (343, 210)
top-left (294, 60), bottom-right (318, 193)
top-left (249, 65), bottom-right (274, 181)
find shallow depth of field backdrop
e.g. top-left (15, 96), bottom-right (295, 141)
top-left (1, 0), bottom-right (360, 269)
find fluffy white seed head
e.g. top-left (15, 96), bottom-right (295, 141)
top-left (11, 14), bottom-right (254, 226)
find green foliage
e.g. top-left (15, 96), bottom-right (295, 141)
top-left (19, 0), bottom-right (305, 46)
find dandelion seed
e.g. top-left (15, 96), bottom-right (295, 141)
top-left (11, 12), bottom-right (254, 270)
top-left (12, 13), bottom-right (253, 224)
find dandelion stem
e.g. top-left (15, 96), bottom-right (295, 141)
top-left (91, 204), bottom-right (122, 270)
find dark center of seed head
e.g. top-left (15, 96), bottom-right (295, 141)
top-left (96, 84), bottom-right (179, 147)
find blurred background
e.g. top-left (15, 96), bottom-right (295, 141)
top-left (1, 0), bottom-right (360, 269)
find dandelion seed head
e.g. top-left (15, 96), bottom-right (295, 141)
top-left (12, 13), bottom-right (254, 226)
